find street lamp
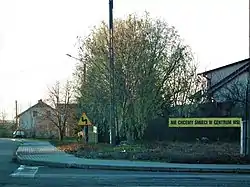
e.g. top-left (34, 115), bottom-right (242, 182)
top-left (66, 54), bottom-right (86, 83)
top-left (66, 53), bottom-right (88, 143)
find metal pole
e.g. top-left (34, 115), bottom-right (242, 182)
top-left (66, 53), bottom-right (88, 143)
top-left (249, 0), bottom-right (250, 57)
top-left (109, 0), bottom-right (116, 145)
top-left (83, 63), bottom-right (87, 84)
top-left (15, 100), bottom-right (18, 129)
top-left (247, 62), bottom-right (250, 155)
top-left (247, 0), bottom-right (250, 155)
top-left (244, 69), bottom-right (249, 155)
top-left (83, 63), bottom-right (89, 143)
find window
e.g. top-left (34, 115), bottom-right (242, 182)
top-left (33, 111), bottom-right (38, 117)
top-left (46, 111), bottom-right (51, 116)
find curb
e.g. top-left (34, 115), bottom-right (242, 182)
top-left (12, 147), bottom-right (18, 163)
top-left (16, 155), bottom-right (250, 174)
top-left (15, 142), bottom-right (250, 174)
top-left (12, 141), bottom-right (23, 163)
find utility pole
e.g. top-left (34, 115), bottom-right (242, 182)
top-left (247, 0), bottom-right (250, 156)
top-left (109, 0), bottom-right (116, 145)
top-left (15, 100), bottom-right (18, 129)
top-left (245, 65), bottom-right (250, 155)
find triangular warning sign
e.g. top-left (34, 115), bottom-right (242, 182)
top-left (78, 112), bottom-right (92, 126)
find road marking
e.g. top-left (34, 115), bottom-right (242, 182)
top-left (10, 138), bottom-right (24, 142)
top-left (10, 165), bottom-right (39, 178)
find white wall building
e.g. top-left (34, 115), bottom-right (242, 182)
top-left (198, 58), bottom-right (250, 102)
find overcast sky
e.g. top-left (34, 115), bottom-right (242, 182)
top-left (0, 0), bottom-right (248, 119)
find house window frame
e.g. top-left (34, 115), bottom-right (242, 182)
top-left (46, 110), bottom-right (51, 117)
top-left (33, 111), bottom-right (38, 117)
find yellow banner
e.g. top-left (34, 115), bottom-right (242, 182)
top-left (168, 118), bottom-right (242, 127)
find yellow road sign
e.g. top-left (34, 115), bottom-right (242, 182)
top-left (78, 112), bottom-right (92, 126)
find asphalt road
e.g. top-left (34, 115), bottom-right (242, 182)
top-left (6, 167), bottom-right (250, 187)
top-left (2, 138), bottom-right (250, 186)
top-left (0, 138), bottom-right (20, 180)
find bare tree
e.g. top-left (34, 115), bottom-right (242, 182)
top-left (43, 80), bottom-right (74, 141)
top-left (0, 110), bottom-right (7, 124)
top-left (216, 79), bottom-right (246, 103)
top-left (215, 79), bottom-right (247, 117)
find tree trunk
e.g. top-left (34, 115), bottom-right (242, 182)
top-left (59, 130), bottom-right (64, 141)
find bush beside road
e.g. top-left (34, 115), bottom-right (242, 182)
top-left (0, 125), bottom-right (13, 138)
top-left (54, 141), bottom-right (250, 164)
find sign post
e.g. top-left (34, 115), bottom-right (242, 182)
top-left (78, 112), bottom-right (92, 143)
top-left (241, 120), bottom-right (247, 155)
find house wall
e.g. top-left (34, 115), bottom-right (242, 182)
top-left (35, 118), bottom-right (58, 138)
top-left (212, 71), bottom-right (248, 102)
top-left (19, 106), bottom-right (58, 138)
top-left (19, 109), bottom-right (36, 136)
top-left (205, 60), bottom-right (249, 88)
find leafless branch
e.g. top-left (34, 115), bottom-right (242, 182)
top-left (41, 80), bottom-right (75, 140)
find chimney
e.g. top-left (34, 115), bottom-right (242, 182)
top-left (38, 99), bottom-right (42, 103)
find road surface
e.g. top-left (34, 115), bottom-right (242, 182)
top-left (0, 138), bottom-right (20, 180)
top-left (1, 138), bottom-right (250, 186)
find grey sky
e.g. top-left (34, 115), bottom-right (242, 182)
top-left (0, 0), bottom-right (248, 119)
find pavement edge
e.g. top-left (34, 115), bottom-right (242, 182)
top-left (12, 140), bottom-right (23, 163)
top-left (14, 140), bottom-right (250, 174)
top-left (15, 156), bottom-right (250, 174)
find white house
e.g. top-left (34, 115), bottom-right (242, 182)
top-left (198, 58), bottom-right (250, 102)
top-left (17, 99), bottom-right (57, 138)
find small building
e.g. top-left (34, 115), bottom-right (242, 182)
top-left (17, 99), bottom-right (98, 140)
top-left (17, 99), bottom-right (58, 138)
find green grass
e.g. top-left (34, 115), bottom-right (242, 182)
top-left (49, 137), bottom-right (78, 146)
top-left (27, 138), bottom-right (51, 141)
top-left (25, 137), bottom-right (78, 146)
